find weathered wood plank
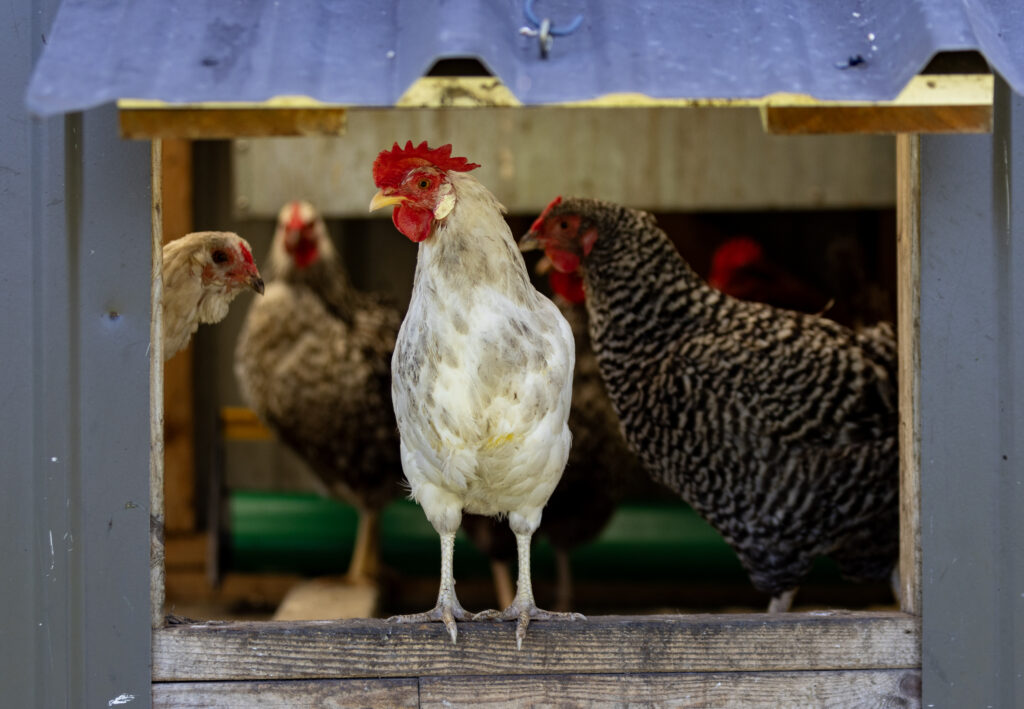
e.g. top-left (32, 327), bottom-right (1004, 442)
top-left (419, 670), bottom-right (921, 709)
top-left (120, 107), bottom-right (348, 139)
top-left (150, 140), bottom-right (167, 630)
top-left (762, 105), bottom-right (991, 134)
top-left (232, 108), bottom-right (897, 218)
top-left (896, 134), bottom-right (922, 616)
top-left (162, 138), bottom-right (196, 535)
top-left (153, 678), bottom-right (418, 708)
top-left (153, 613), bottom-right (920, 681)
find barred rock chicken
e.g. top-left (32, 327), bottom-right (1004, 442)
top-left (161, 231), bottom-right (264, 360)
top-left (523, 197), bottom-right (899, 611)
top-left (463, 271), bottom-right (639, 612)
top-left (234, 201), bottom-right (404, 583)
top-left (369, 142), bottom-right (578, 647)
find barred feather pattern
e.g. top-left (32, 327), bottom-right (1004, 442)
top-left (565, 199), bottom-right (899, 595)
top-left (234, 230), bottom-right (404, 513)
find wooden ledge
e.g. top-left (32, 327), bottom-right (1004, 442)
top-left (153, 612), bottom-right (920, 682)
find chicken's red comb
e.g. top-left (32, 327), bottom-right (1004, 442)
top-left (286, 202), bottom-right (306, 232)
top-left (372, 141), bottom-right (480, 188)
top-left (530, 196), bottom-right (563, 233)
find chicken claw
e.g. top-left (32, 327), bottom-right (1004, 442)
top-left (388, 594), bottom-right (472, 644)
top-left (475, 602), bottom-right (586, 651)
top-left (388, 532), bottom-right (471, 644)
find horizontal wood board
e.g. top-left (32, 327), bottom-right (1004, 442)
top-left (153, 678), bottom-right (419, 708)
top-left (154, 612), bottom-right (919, 682)
top-left (231, 107), bottom-right (897, 217)
top-left (153, 671), bottom-right (920, 708)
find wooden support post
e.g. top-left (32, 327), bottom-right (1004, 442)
top-left (161, 139), bottom-right (197, 534)
top-left (895, 134), bottom-right (921, 615)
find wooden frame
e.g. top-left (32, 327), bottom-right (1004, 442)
top-left (140, 74), bottom-right (974, 704)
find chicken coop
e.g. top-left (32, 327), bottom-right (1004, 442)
top-left (5, 0), bottom-right (1024, 707)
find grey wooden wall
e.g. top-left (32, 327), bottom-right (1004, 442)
top-left (919, 77), bottom-right (1024, 708)
top-left (1, 1), bottom-right (154, 706)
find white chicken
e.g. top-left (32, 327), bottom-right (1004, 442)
top-left (369, 141), bottom-right (578, 648)
top-left (162, 231), bottom-right (264, 360)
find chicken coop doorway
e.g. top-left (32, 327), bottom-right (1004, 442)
top-left (12, 1), bottom-right (1024, 703)
top-left (131, 87), bottom-right (975, 704)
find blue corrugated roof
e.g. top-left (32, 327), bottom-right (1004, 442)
top-left (25, 0), bottom-right (1024, 116)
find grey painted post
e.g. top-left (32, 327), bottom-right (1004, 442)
top-left (920, 76), bottom-right (1024, 706)
top-left (1, 1), bottom-right (154, 706)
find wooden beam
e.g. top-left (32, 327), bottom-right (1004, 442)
top-left (153, 678), bottom-right (418, 708)
top-left (152, 671), bottom-right (919, 708)
top-left (762, 104), bottom-right (990, 134)
top-left (162, 139), bottom-right (197, 534)
top-left (221, 406), bottom-right (274, 441)
top-left (150, 140), bottom-right (167, 630)
top-left (418, 670), bottom-right (921, 708)
top-left (762, 75), bottom-right (993, 134)
top-left (896, 134), bottom-right (922, 616)
top-left (153, 612), bottom-right (920, 681)
top-left (120, 107), bottom-right (347, 139)
top-left (118, 76), bottom-right (990, 139)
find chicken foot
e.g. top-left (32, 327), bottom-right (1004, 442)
top-left (387, 531), bottom-right (471, 643)
top-left (475, 529), bottom-right (585, 650)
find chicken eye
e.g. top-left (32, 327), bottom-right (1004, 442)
top-left (212, 249), bottom-right (229, 264)
top-left (418, 179), bottom-right (430, 189)
top-left (559, 221), bottom-right (569, 230)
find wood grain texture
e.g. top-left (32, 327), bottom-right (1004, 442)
top-left (153, 613), bottom-right (920, 681)
top-left (231, 108), bottom-right (897, 218)
top-left (151, 140), bottom-right (167, 630)
top-left (762, 105), bottom-right (991, 135)
top-left (419, 670), bottom-right (921, 708)
top-left (120, 108), bottom-right (347, 139)
top-left (153, 678), bottom-right (418, 708)
top-left (162, 138), bottom-right (196, 535)
top-left (896, 134), bottom-right (922, 616)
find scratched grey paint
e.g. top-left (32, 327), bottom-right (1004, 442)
top-left (0, 1), bottom-right (153, 705)
top-left (23, 0), bottom-right (1024, 115)
top-left (919, 76), bottom-right (1024, 707)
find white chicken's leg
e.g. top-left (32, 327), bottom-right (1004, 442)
top-left (387, 530), bottom-right (470, 643)
top-left (475, 512), bottom-right (584, 650)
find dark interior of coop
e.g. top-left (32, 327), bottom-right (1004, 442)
top-left (162, 107), bottom-right (899, 622)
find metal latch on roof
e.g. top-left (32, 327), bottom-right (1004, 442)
top-left (519, 0), bottom-right (583, 59)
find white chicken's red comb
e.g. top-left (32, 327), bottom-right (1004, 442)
top-left (372, 141), bottom-right (480, 188)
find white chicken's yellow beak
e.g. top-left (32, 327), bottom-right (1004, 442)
top-left (369, 190), bottom-right (407, 212)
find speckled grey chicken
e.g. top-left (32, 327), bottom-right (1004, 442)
top-left (463, 275), bottom-right (640, 611)
top-left (234, 201), bottom-right (404, 583)
top-left (523, 197), bottom-right (899, 611)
